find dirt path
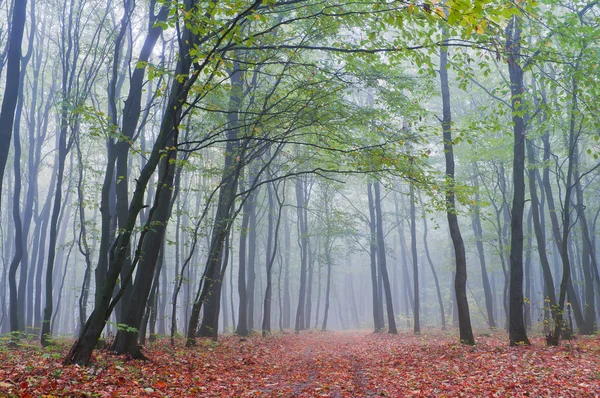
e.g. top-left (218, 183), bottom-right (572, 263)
top-left (254, 331), bottom-right (378, 397)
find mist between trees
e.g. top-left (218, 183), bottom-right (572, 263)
top-left (0, 0), bottom-right (598, 365)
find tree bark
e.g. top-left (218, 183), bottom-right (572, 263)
top-left (262, 179), bottom-right (283, 336)
top-left (367, 183), bottom-right (384, 331)
top-left (372, 182), bottom-right (397, 334)
top-left (525, 138), bottom-right (557, 335)
top-left (235, 175), bottom-right (251, 336)
top-left (469, 181), bottom-right (496, 329)
top-left (421, 198), bottom-right (446, 330)
top-left (506, 15), bottom-right (530, 346)
top-left (409, 183), bottom-right (420, 334)
top-left (294, 176), bottom-right (309, 332)
top-left (64, 0), bottom-right (200, 364)
top-left (0, 0), bottom-right (27, 204)
top-left (440, 35), bottom-right (474, 344)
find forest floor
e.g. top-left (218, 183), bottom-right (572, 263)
top-left (0, 330), bottom-right (599, 397)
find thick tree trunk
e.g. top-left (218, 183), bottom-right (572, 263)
top-left (188, 65), bottom-right (245, 342)
top-left (440, 37), bottom-right (474, 345)
top-left (64, 2), bottom-right (198, 362)
top-left (506, 16), bottom-right (530, 346)
top-left (110, 136), bottom-right (177, 358)
top-left (139, 242), bottom-right (163, 344)
top-left (113, 5), bottom-right (168, 322)
top-left (0, 0), bottom-right (27, 203)
top-left (7, 0), bottom-right (35, 335)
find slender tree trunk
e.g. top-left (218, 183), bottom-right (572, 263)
top-left (526, 138), bottom-right (558, 328)
top-left (524, 208), bottom-right (533, 330)
top-left (40, 104), bottom-right (71, 346)
top-left (246, 182), bottom-right (259, 332)
top-left (283, 207), bottom-right (291, 329)
top-left (420, 193), bottom-right (446, 330)
top-left (367, 183), bottom-right (384, 331)
top-left (394, 188), bottom-right (414, 325)
top-left (574, 146), bottom-right (596, 335)
top-left (409, 183), bottom-right (420, 334)
top-left (236, 176), bottom-right (250, 336)
top-left (262, 179), bottom-right (283, 336)
top-left (294, 177), bottom-right (309, 332)
top-left (372, 182), bottom-right (397, 334)
top-left (221, 236), bottom-right (230, 333)
top-left (471, 174), bottom-right (496, 329)
top-left (550, 75), bottom-right (580, 345)
top-left (321, 201), bottom-right (333, 332)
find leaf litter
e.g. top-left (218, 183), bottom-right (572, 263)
top-left (0, 331), bottom-right (599, 397)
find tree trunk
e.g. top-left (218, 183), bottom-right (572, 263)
top-left (246, 181), bottom-right (259, 332)
top-left (40, 103), bottom-right (71, 346)
top-left (409, 183), bottom-right (420, 334)
top-left (421, 200), bottom-right (446, 330)
top-left (506, 15), bottom-right (530, 346)
top-left (294, 176), bottom-right (309, 332)
top-left (0, 0), bottom-right (27, 204)
top-left (64, 0), bottom-right (199, 363)
top-left (262, 179), bottom-right (283, 336)
top-left (188, 64), bottom-right (246, 342)
top-left (471, 174), bottom-right (496, 329)
top-left (236, 175), bottom-right (251, 336)
top-left (321, 205), bottom-right (333, 332)
top-left (373, 182), bottom-right (397, 334)
top-left (283, 207), bottom-right (291, 329)
top-left (574, 145), bottom-right (596, 335)
top-left (440, 35), bottom-right (474, 345)
top-left (367, 183), bottom-right (384, 331)
top-left (525, 138), bottom-right (557, 335)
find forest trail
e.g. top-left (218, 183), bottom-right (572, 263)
top-left (1, 331), bottom-right (600, 396)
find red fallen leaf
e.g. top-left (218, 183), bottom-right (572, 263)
top-left (155, 380), bottom-right (167, 389)
top-left (20, 380), bottom-right (28, 389)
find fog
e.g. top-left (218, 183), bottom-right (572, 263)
top-left (0, 0), bottom-right (598, 364)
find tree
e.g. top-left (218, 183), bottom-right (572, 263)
top-left (505, 14), bottom-right (530, 347)
top-left (439, 32), bottom-right (474, 345)
top-left (0, 0), bottom-right (27, 205)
